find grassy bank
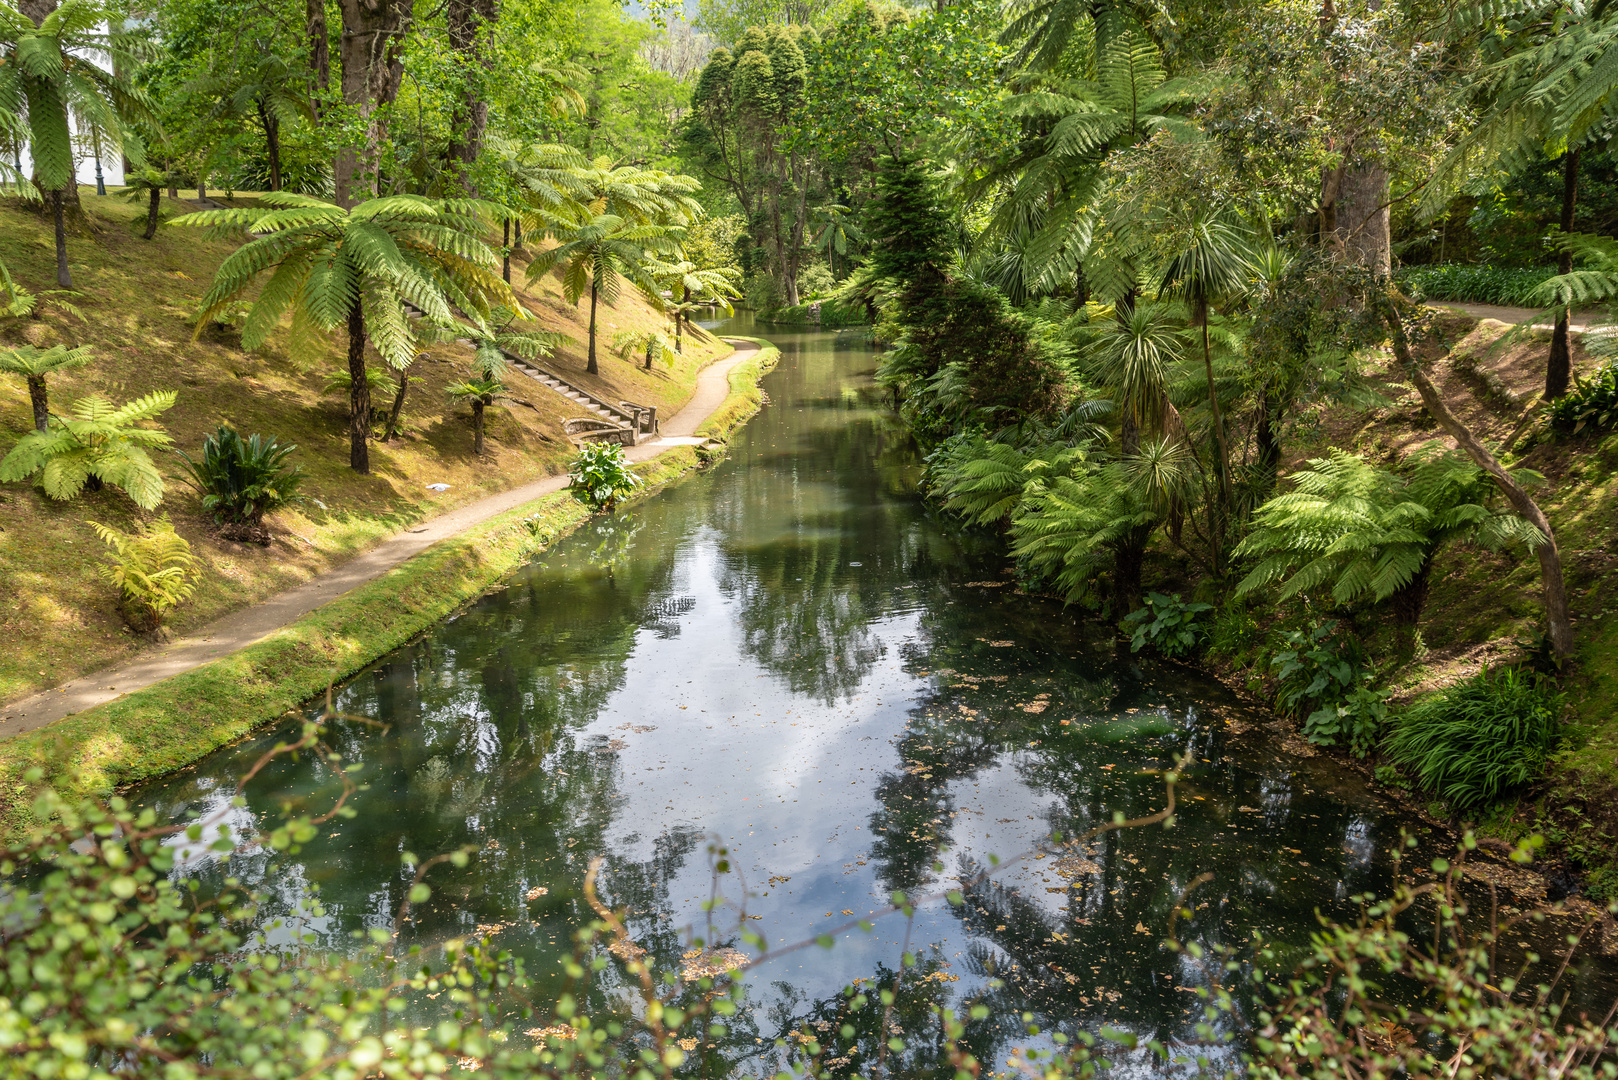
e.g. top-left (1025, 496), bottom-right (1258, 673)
top-left (0, 342), bottom-right (780, 839)
top-left (0, 189), bottom-right (728, 708)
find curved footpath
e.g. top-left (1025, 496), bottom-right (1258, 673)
top-left (0, 339), bottom-right (765, 742)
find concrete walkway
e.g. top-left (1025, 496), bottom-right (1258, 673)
top-left (0, 340), bottom-right (761, 740)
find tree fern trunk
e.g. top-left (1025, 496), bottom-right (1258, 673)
top-left (144, 188), bottom-right (160, 240)
top-left (346, 305), bottom-right (371, 474)
top-left (1390, 558), bottom-right (1433, 626)
top-left (383, 371), bottom-right (409, 441)
top-left (1547, 148), bottom-right (1580, 401)
top-left (26, 375), bottom-right (48, 432)
top-left (502, 218), bottom-right (510, 283)
top-left (51, 189), bottom-right (71, 288)
top-left (472, 398), bottom-right (485, 455)
top-left (587, 284), bottom-right (599, 375)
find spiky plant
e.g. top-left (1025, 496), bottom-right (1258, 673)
top-left (526, 213), bottom-right (673, 375)
top-left (173, 193), bottom-right (518, 474)
top-left (1082, 302), bottom-right (1183, 453)
top-left (0, 390), bottom-right (174, 508)
top-left (175, 426), bottom-right (306, 532)
top-left (88, 516), bottom-right (198, 632)
top-left (0, 342), bottom-right (93, 431)
top-left (0, 0), bottom-right (152, 287)
top-left (446, 377), bottom-right (504, 456)
top-left (1234, 447), bottom-right (1544, 623)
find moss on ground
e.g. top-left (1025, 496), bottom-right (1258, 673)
top-left (0, 189), bottom-right (728, 706)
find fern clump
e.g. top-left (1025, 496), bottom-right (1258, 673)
top-left (0, 391), bottom-right (175, 509)
top-left (89, 517), bottom-right (200, 633)
top-left (1234, 446), bottom-right (1543, 623)
top-left (1386, 667), bottom-right (1561, 809)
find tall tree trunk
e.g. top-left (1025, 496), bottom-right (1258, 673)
top-left (676, 285), bottom-right (688, 353)
top-left (1378, 296), bottom-right (1571, 659)
top-left (1547, 147), bottom-right (1580, 400)
top-left (1200, 309), bottom-right (1231, 508)
top-left (444, 0), bottom-right (498, 194)
top-left (472, 398), bottom-right (485, 455)
top-left (587, 283), bottom-right (599, 375)
top-left (502, 218), bottom-right (510, 283)
top-left (346, 305), bottom-right (372, 474)
top-left (26, 374), bottom-right (48, 432)
top-left (1113, 527), bottom-right (1147, 615)
top-left (143, 186), bottom-right (160, 239)
top-left (644, 339), bottom-right (653, 370)
top-left (257, 99), bottom-right (283, 191)
top-left (1331, 154), bottom-right (1391, 275)
top-left (335, 0), bottom-right (411, 207)
top-left (198, 175), bottom-right (206, 201)
top-left (383, 370), bottom-right (409, 441)
top-left (306, 0), bottom-right (332, 122)
top-left (50, 188), bottom-right (71, 288)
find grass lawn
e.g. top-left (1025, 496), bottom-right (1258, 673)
top-left (0, 188), bottom-right (729, 707)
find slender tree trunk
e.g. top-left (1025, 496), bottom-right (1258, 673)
top-left (1201, 312), bottom-right (1231, 507)
top-left (502, 218), bottom-right (510, 283)
top-left (346, 305), bottom-right (371, 473)
top-left (167, 180), bottom-right (178, 198)
top-left (307, 0), bottom-right (331, 115)
top-left (1547, 148), bottom-right (1580, 400)
top-left (587, 283), bottom-right (599, 375)
top-left (644, 340), bottom-right (653, 370)
top-left (143, 187), bottom-right (160, 239)
top-left (384, 370), bottom-right (409, 440)
top-left (26, 375), bottom-right (48, 432)
top-left (198, 175), bottom-right (206, 201)
top-left (444, 0), bottom-right (498, 194)
top-left (676, 285), bottom-right (688, 353)
top-left (50, 189), bottom-right (70, 288)
top-left (472, 398), bottom-right (485, 455)
top-left (257, 100), bottom-right (283, 192)
top-left (1378, 297), bottom-right (1571, 659)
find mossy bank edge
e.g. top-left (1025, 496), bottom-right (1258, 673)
top-left (0, 340), bottom-right (781, 838)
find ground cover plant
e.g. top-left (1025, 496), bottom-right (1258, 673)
top-left (1398, 264), bottom-right (1560, 307)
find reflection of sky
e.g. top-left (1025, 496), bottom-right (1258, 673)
top-left (127, 318), bottom-right (1618, 1064)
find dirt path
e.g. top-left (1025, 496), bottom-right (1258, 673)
top-left (0, 340), bottom-right (761, 740)
top-left (1425, 301), bottom-right (1601, 332)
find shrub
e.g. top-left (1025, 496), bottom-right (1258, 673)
top-left (1397, 263), bottom-right (1559, 306)
top-left (1122, 592), bottom-right (1212, 657)
top-left (1547, 361), bottom-right (1618, 436)
top-left (1385, 667), bottom-right (1561, 809)
top-left (0, 391), bottom-right (175, 509)
top-left (176, 426), bottom-right (306, 540)
top-left (1265, 620), bottom-right (1389, 755)
top-left (568, 442), bottom-right (641, 510)
top-left (88, 517), bottom-right (199, 633)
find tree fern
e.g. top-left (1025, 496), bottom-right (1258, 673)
top-left (173, 193), bottom-right (518, 475)
top-left (88, 517), bottom-right (198, 631)
top-left (0, 391), bottom-right (175, 509)
top-left (0, 343), bottom-right (93, 431)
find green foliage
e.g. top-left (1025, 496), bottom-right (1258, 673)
top-left (88, 516), bottom-right (199, 629)
top-left (1548, 360), bottom-right (1618, 435)
top-left (175, 425), bottom-right (306, 529)
top-left (0, 343), bottom-right (93, 430)
top-left (568, 441), bottom-right (642, 510)
top-left (1398, 264), bottom-right (1558, 307)
top-left (1386, 667), bottom-right (1562, 809)
top-left (322, 365), bottom-right (396, 397)
top-left (1234, 448), bottom-right (1543, 621)
top-left (1122, 592), bottom-right (1212, 657)
top-left (446, 377), bottom-right (504, 456)
top-left (0, 391), bottom-right (175, 509)
top-left (1265, 620), bottom-right (1388, 755)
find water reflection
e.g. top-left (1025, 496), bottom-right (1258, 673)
top-left (130, 317), bottom-right (1615, 1071)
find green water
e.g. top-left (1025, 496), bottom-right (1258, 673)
top-left (133, 319), bottom-right (1613, 1072)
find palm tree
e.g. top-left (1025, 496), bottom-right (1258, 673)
top-left (186, 53), bottom-right (313, 193)
top-left (119, 167), bottom-right (174, 239)
top-left (485, 137), bottom-right (593, 281)
top-left (0, 342), bottom-right (92, 430)
top-left (526, 213), bottom-right (671, 376)
top-left (1157, 205), bottom-right (1250, 510)
top-left (174, 192), bottom-right (517, 474)
top-left (446, 377), bottom-right (503, 456)
top-left (0, 0), bottom-right (151, 288)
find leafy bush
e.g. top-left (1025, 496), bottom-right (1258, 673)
top-left (1122, 592), bottom-right (1212, 657)
top-left (1266, 620), bottom-right (1388, 755)
top-left (1397, 263), bottom-right (1558, 306)
top-left (0, 392), bottom-right (176, 509)
top-left (1386, 667), bottom-right (1561, 808)
top-left (568, 442), bottom-right (641, 510)
top-left (1547, 361), bottom-right (1618, 435)
top-left (176, 426), bottom-right (306, 538)
top-left (88, 517), bottom-right (199, 632)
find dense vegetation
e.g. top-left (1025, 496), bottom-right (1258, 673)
top-left (4, 0), bottom-right (1618, 1073)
